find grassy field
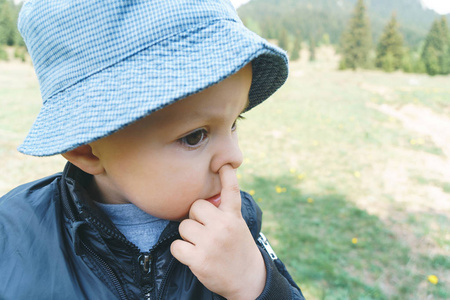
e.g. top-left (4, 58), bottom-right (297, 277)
top-left (1, 48), bottom-right (449, 299)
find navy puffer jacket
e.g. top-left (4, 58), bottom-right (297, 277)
top-left (0, 163), bottom-right (304, 299)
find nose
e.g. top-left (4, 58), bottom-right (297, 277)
top-left (210, 134), bottom-right (243, 173)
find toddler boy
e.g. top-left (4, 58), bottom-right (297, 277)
top-left (0, 0), bottom-right (304, 299)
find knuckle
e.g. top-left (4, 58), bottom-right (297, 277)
top-left (191, 199), bottom-right (207, 211)
top-left (190, 200), bottom-right (201, 211)
top-left (178, 220), bottom-right (189, 234)
top-left (188, 200), bottom-right (203, 218)
top-left (170, 240), bottom-right (181, 256)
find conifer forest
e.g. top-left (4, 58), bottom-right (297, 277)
top-left (238, 0), bottom-right (450, 75)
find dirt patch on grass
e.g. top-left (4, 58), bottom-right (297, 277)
top-left (372, 103), bottom-right (450, 161)
top-left (365, 102), bottom-right (450, 259)
top-left (361, 82), bottom-right (396, 101)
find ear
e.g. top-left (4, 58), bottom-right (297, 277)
top-left (61, 144), bottom-right (104, 175)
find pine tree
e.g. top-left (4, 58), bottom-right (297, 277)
top-left (375, 13), bottom-right (404, 72)
top-left (422, 17), bottom-right (450, 75)
top-left (290, 36), bottom-right (301, 61)
top-left (339, 0), bottom-right (372, 70)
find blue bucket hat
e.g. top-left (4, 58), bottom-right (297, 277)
top-left (18, 0), bottom-right (288, 156)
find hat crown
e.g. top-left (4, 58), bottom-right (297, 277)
top-left (18, 0), bottom-right (239, 102)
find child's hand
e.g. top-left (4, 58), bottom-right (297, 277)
top-left (170, 164), bottom-right (266, 300)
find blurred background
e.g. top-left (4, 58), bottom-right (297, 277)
top-left (1, 0), bottom-right (449, 299)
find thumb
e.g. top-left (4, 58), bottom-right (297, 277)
top-left (218, 164), bottom-right (242, 213)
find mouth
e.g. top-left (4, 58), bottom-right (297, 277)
top-left (205, 193), bottom-right (221, 207)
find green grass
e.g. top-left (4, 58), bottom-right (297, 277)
top-left (1, 48), bottom-right (449, 299)
top-left (238, 173), bottom-right (449, 299)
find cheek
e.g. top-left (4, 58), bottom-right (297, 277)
top-left (120, 154), bottom-right (212, 219)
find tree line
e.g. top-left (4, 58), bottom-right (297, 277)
top-left (339, 0), bottom-right (450, 75)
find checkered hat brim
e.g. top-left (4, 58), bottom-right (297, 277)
top-left (18, 1), bottom-right (288, 156)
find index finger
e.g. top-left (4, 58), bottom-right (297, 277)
top-left (218, 164), bottom-right (242, 213)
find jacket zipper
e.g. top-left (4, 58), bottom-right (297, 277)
top-left (80, 239), bottom-right (128, 300)
top-left (138, 254), bottom-right (153, 300)
top-left (85, 215), bottom-right (180, 300)
top-left (139, 229), bottom-right (180, 300)
top-left (87, 216), bottom-right (156, 299)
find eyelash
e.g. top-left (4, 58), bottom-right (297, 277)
top-left (178, 115), bottom-right (244, 149)
top-left (232, 114), bottom-right (245, 131)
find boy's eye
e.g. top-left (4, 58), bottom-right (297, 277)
top-left (179, 129), bottom-right (208, 147)
top-left (232, 114), bottom-right (245, 131)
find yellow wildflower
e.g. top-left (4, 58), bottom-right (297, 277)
top-left (428, 275), bottom-right (438, 285)
top-left (307, 198), bottom-right (314, 203)
top-left (289, 168), bottom-right (296, 174)
top-left (354, 171), bottom-right (361, 178)
top-left (297, 173), bottom-right (306, 180)
top-left (257, 198), bottom-right (262, 203)
top-left (352, 237), bottom-right (358, 244)
top-left (275, 186), bottom-right (287, 194)
top-left (249, 190), bottom-right (255, 196)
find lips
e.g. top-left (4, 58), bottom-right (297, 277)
top-left (205, 194), bottom-right (221, 207)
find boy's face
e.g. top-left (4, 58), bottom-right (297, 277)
top-left (89, 64), bottom-right (252, 220)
